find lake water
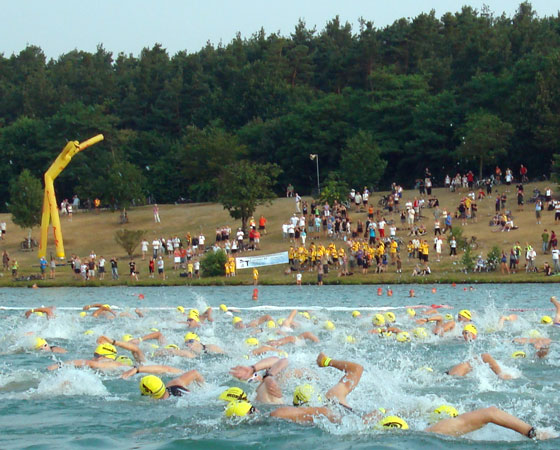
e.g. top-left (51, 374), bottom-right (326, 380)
top-left (1, 284), bottom-right (559, 449)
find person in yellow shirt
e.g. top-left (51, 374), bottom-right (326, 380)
top-left (225, 262), bottom-right (231, 277)
top-left (253, 268), bottom-right (259, 286)
top-left (390, 239), bottom-right (398, 264)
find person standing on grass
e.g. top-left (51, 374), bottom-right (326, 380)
top-left (98, 256), bottom-right (106, 280)
top-left (149, 257), bottom-right (155, 278)
top-left (2, 250), bottom-right (9, 270)
top-left (39, 256), bottom-right (48, 280)
top-left (110, 257), bottom-right (119, 280)
top-left (535, 199), bottom-right (542, 224)
top-left (153, 204), bottom-right (160, 223)
top-left (500, 251), bottom-right (510, 274)
top-left (552, 245), bottom-right (560, 273)
top-left (50, 257), bottom-right (56, 279)
top-left (129, 259), bottom-right (138, 281)
top-left (157, 256), bottom-right (165, 280)
top-left (542, 229), bottom-right (549, 255)
top-left (0, 221), bottom-right (6, 239)
top-left (141, 239), bottom-right (149, 260)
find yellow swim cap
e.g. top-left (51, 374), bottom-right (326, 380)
top-left (232, 316), bottom-right (243, 325)
top-left (122, 334), bottom-right (134, 342)
top-left (463, 324), bottom-right (478, 336)
top-left (184, 332), bottom-right (200, 342)
top-left (396, 331), bottom-right (411, 343)
top-left (177, 306), bottom-right (185, 313)
top-left (94, 343), bottom-right (117, 359)
top-left (352, 310), bottom-right (361, 318)
top-left (541, 315), bottom-right (553, 324)
top-left (34, 337), bottom-right (47, 349)
top-left (419, 366), bottom-right (434, 372)
top-left (150, 328), bottom-right (159, 332)
top-left (378, 416), bottom-right (409, 430)
top-left (116, 355), bottom-right (133, 366)
top-left (188, 313), bottom-right (200, 322)
top-left (189, 308), bottom-right (200, 316)
top-left (79, 311), bottom-right (87, 317)
top-left (379, 330), bottom-right (393, 338)
top-left (293, 384), bottom-right (322, 406)
top-left (300, 312), bottom-right (311, 320)
top-left (528, 329), bottom-right (541, 338)
top-left (219, 304), bottom-right (228, 312)
top-left (324, 320), bottom-right (335, 331)
top-left (225, 400), bottom-right (254, 417)
top-left (413, 327), bottom-right (428, 339)
top-left (245, 337), bottom-right (259, 347)
top-left (83, 330), bottom-right (94, 335)
top-left (373, 314), bottom-right (385, 326)
top-left (277, 318), bottom-right (284, 326)
top-left (346, 335), bottom-right (356, 344)
top-left (512, 351), bottom-right (526, 358)
top-left (219, 387), bottom-right (248, 402)
top-left (384, 312), bottom-right (396, 323)
top-left (407, 308), bottom-right (416, 317)
top-left (150, 343), bottom-right (160, 349)
top-left (139, 375), bottom-right (166, 399)
top-left (165, 344), bottom-right (179, 349)
top-left (34, 311), bottom-right (44, 316)
top-left (458, 309), bottom-right (472, 321)
top-left (445, 313), bottom-right (454, 321)
top-left (433, 404), bottom-right (458, 418)
top-left (266, 320), bottom-right (276, 328)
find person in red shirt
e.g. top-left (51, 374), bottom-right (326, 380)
top-left (259, 215), bottom-right (267, 235)
top-left (148, 258), bottom-right (155, 278)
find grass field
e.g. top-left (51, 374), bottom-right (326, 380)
top-left (0, 180), bottom-right (558, 287)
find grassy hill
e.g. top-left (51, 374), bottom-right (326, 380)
top-left (0, 180), bottom-right (557, 286)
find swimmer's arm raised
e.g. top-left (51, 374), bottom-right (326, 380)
top-left (230, 356), bottom-right (280, 380)
top-left (97, 335), bottom-right (146, 363)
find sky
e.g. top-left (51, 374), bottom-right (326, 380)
top-left (2, 1), bottom-right (559, 60)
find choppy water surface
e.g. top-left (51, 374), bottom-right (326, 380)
top-left (1, 284), bottom-right (559, 449)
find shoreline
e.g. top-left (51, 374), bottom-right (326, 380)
top-left (2, 274), bottom-right (559, 288)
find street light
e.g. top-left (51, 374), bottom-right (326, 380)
top-left (309, 154), bottom-right (320, 194)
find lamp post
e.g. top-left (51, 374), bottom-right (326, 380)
top-left (309, 154), bottom-right (320, 194)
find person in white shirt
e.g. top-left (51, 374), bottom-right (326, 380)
top-left (152, 239), bottom-right (160, 259)
top-left (282, 223), bottom-right (289, 240)
top-left (141, 240), bottom-right (149, 260)
top-left (551, 246), bottom-right (560, 273)
top-left (435, 237), bottom-right (443, 261)
top-left (98, 257), bottom-right (106, 280)
top-left (157, 256), bottom-right (165, 279)
top-left (407, 208), bottom-right (415, 228)
top-left (389, 225), bottom-right (396, 238)
top-left (378, 219), bottom-right (386, 238)
top-left (198, 234), bottom-right (205, 254)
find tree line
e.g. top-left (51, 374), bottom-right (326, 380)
top-left (1, 2), bottom-right (559, 212)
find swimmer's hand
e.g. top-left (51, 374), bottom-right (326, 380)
top-left (316, 352), bottom-right (329, 367)
top-left (230, 365), bottom-right (254, 380)
top-left (536, 429), bottom-right (556, 440)
top-left (96, 335), bottom-right (112, 345)
top-left (264, 375), bottom-right (282, 398)
top-left (83, 305), bottom-right (91, 311)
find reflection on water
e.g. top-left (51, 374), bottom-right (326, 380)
top-left (0, 285), bottom-right (559, 449)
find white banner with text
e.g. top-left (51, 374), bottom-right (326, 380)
top-left (235, 251), bottom-right (289, 269)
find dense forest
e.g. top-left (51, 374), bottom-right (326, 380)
top-left (1, 2), bottom-right (559, 210)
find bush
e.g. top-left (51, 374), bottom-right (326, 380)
top-left (201, 250), bottom-right (227, 277)
top-left (486, 245), bottom-right (501, 271)
top-left (114, 229), bottom-right (146, 257)
top-left (461, 245), bottom-right (475, 273)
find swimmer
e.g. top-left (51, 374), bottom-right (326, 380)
top-left (230, 356), bottom-right (290, 405)
top-left (269, 352), bottom-right (363, 423)
top-left (267, 332), bottom-right (320, 347)
top-left (185, 333), bottom-right (225, 355)
top-left (550, 296), bottom-right (560, 324)
top-left (33, 337), bottom-right (67, 354)
top-left (446, 353), bottom-right (512, 379)
top-left (132, 368), bottom-right (204, 399)
top-left (24, 306), bottom-right (56, 319)
top-left (47, 342), bottom-right (130, 371)
top-left (82, 303), bottom-right (116, 319)
top-left (418, 309), bottom-right (472, 336)
top-left (497, 314), bottom-right (518, 330)
top-left (96, 335), bottom-right (146, 363)
top-left (512, 337), bottom-right (551, 358)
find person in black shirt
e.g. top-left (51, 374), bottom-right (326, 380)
top-left (110, 257), bottom-right (119, 279)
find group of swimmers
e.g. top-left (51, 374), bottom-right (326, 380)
top-left (21, 295), bottom-right (560, 441)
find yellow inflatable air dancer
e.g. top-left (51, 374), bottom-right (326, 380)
top-left (38, 135), bottom-right (104, 259)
